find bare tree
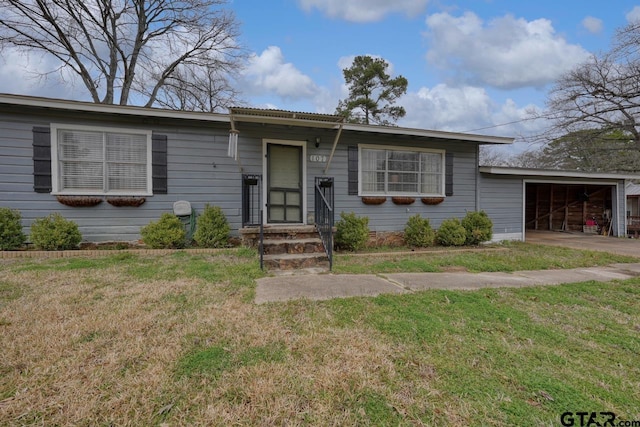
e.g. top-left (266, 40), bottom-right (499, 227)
top-left (479, 145), bottom-right (512, 166)
top-left (148, 64), bottom-right (244, 112)
top-left (545, 23), bottom-right (640, 149)
top-left (0, 0), bottom-right (245, 111)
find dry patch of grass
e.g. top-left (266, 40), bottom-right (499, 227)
top-left (1, 249), bottom-right (639, 426)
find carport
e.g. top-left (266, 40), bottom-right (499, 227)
top-left (479, 167), bottom-right (640, 240)
top-left (525, 182), bottom-right (614, 234)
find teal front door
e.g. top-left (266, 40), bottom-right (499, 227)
top-left (267, 143), bottom-right (303, 223)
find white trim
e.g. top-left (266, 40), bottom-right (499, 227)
top-left (480, 166), bottom-right (640, 181)
top-left (345, 122), bottom-right (513, 145)
top-left (358, 144), bottom-right (446, 197)
top-left (262, 139), bottom-right (307, 225)
top-left (524, 178), bottom-right (619, 186)
top-left (0, 93), bottom-right (229, 124)
top-left (51, 123), bottom-right (153, 196)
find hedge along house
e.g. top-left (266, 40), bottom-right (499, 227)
top-left (0, 93), bottom-right (519, 265)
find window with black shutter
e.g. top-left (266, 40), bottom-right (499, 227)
top-left (33, 125), bottom-right (168, 196)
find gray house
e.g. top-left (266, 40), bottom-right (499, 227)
top-left (1, 94), bottom-right (639, 264)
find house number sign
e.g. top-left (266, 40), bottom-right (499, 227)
top-left (309, 155), bottom-right (327, 162)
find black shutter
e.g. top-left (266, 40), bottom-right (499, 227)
top-left (347, 145), bottom-right (358, 195)
top-left (152, 134), bottom-right (168, 194)
top-left (33, 126), bottom-right (52, 193)
top-left (445, 152), bottom-right (454, 197)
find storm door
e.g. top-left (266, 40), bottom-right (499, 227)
top-left (267, 143), bottom-right (303, 223)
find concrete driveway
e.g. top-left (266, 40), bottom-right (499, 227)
top-left (525, 230), bottom-right (640, 258)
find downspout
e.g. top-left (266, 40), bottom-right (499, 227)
top-left (323, 120), bottom-right (345, 174)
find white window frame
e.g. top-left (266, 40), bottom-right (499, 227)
top-left (358, 144), bottom-right (445, 197)
top-left (51, 123), bottom-right (153, 196)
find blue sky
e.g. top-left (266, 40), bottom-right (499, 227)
top-left (2, 0), bottom-right (639, 153)
top-left (230, 0), bottom-right (640, 153)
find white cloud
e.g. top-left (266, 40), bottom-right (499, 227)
top-left (241, 46), bottom-right (318, 99)
top-left (582, 16), bottom-right (603, 34)
top-left (398, 84), bottom-right (548, 142)
top-left (424, 12), bottom-right (590, 89)
top-left (0, 48), bottom-right (87, 100)
top-left (626, 6), bottom-right (640, 23)
top-left (400, 84), bottom-right (492, 131)
top-left (298, 0), bottom-right (428, 23)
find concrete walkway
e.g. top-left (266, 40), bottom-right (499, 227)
top-left (255, 263), bottom-right (640, 303)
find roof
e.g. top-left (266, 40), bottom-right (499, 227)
top-left (0, 93), bottom-right (229, 124)
top-left (230, 107), bottom-right (343, 124)
top-left (479, 166), bottom-right (640, 181)
top-left (0, 93), bottom-right (514, 145)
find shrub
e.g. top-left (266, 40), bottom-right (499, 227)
top-left (404, 214), bottom-right (435, 247)
top-left (335, 212), bottom-right (369, 251)
top-left (0, 208), bottom-right (26, 250)
top-left (436, 218), bottom-right (466, 247)
top-left (194, 204), bottom-right (230, 248)
top-left (140, 213), bottom-right (187, 249)
top-left (461, 210), bottom-right (493, 245)
top-left (30, 213), bottom-right (82, 250)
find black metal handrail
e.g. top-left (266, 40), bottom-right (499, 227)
top-left (259, 208), bottom-right (264, 270)
top-left (242, 174), bottom-right (262, 227)
top-left (314, 177), bottom-right (334, 270)
top-left (242, 174), bottom-right (264, 269)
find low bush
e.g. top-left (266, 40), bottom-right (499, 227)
top-left (30, 213), bottom-right (82, 250)
top-left (335, 212), bottom-right (369, 251)
top-left (436, 218), bottom-right (467, 247)
top-left (462, 210), bottom-right (493, 245)
top-left (194, 204), bottom-right (230, 248)
top-left (404, 215), bottom-right (435, 247)
top-left (0, 207), bottom-right (26, 250)
top-left (140, 213), bottom-right (187, 249)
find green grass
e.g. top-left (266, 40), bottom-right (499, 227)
top-left (2, 243), bottom-right (640, 425)
top-left (325, 281), bottom-right (640, 425)
top-left (176, 342), bottom-right (288, 381)
top-left (333, 241), bottom-right (638, 274)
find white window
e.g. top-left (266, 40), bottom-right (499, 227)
top-left (359, 145), bottom-right (444, 196)
top-left (51, 124), bottom-right (152, 195)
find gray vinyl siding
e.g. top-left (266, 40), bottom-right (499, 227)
top-left (1, 107), bottom-right (486, 242)
top-left (478, 173), bottom-right (628, 239)
top-left (236, 123), bottom-right (482, 232)
top-left (0, 111), bottom-right (241, 242)
top-left (328, 139), bottom-right (479, 232)
top-left (478, 174), bottom-right (524, 238)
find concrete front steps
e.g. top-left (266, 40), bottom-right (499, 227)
top-left (240, 225), bottom-right (330, 271)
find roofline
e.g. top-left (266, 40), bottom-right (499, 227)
top-left (0, 93), bottom-right (230, 124)
top-left (343, 123), bottom-right (514, 145)
top-left (0, 93), bottom-right (515, 144)
top-left (479, 166), bottom-right (640, 180)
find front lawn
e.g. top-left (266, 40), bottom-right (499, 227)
top-left (0, 246), bottom-right (639, 425)
top-left (333, 241), bottom-right (638, 274)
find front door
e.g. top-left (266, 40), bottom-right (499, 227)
top-left (267, 143), bottom-right (303, 223)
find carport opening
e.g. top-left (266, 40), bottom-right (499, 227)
top-left (525, 183), bottom-right (613, 234)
